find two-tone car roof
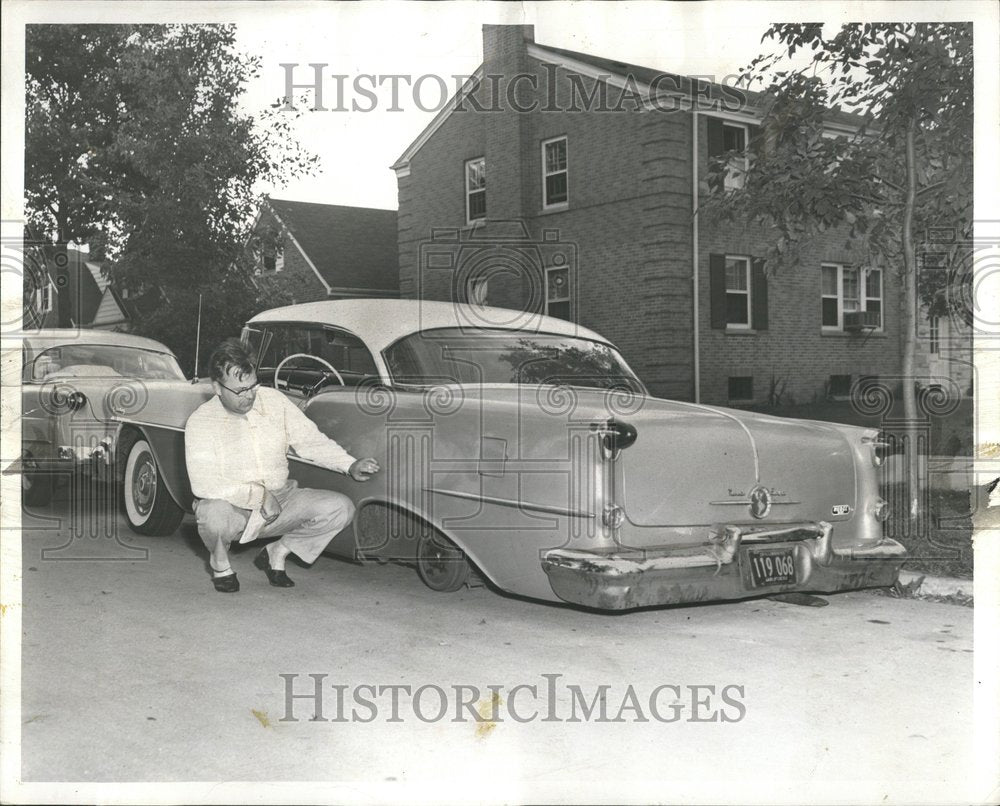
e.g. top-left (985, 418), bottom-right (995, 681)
top-left (22, 329), bottom-right (179, 355)
top-left (247, 298), bottom-right (612, 355)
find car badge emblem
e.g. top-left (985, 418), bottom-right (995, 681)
top-left (748, 485), bottom-right (772, 519)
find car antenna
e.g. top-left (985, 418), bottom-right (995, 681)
top-left (192, 293), bottom-right (203, 383)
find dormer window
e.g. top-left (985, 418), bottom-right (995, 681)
top-left (261, 245), bottom-right (284, 273)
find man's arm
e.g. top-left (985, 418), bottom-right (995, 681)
top-left (184, 412), bottom-right (265, 510)
top-left (280, 395), bottom-right (357, 474)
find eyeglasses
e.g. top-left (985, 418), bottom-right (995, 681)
top-left (217, 380), bottom-right (260, 397)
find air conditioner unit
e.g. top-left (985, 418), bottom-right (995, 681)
top-left (844, 311), bottom-right (880, 331)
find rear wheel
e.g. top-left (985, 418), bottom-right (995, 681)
top-left (120, 433), bottom-right (183, 536)
top-left (416, 530), bottom-right (470, 592)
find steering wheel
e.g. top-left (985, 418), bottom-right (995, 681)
top-left (274, 353), bottom-right (345, 394)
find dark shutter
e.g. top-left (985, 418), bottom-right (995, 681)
top-left (710, 253), bottom-right (727, 329)
top-left (751, 258), bottom-right (768, 330)
top-left (707, 118), bottom-right (725, 158)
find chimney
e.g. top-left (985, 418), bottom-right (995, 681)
top-left (482, 24), bottom-right (534, 71)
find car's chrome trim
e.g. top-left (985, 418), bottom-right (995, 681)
top-left (709, 499), bottom-right (801, 506)
top-left (118, 418), bottom-right (186, 432)
top-left (425, 486), bottom-right (597, 519)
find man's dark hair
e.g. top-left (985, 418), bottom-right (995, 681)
top-left (208, 338), bottom-right (255, 383)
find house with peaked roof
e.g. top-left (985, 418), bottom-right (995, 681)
top-left (391, 24), bottom-right (970, 409)
top-left (24, 243), bottom-right (130, 331)
top-left (250, 198), bottom-right (399, 303)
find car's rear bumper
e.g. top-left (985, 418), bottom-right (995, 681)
top-left (540, 521), bottom-right (906, 611)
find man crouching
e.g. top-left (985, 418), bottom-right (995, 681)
top-left (184, 338), bottom-right (379, 592)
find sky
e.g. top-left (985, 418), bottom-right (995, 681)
top-left (232, 2), bottom-right (817, 210)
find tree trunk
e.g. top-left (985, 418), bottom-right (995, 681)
top-left (901, 119), bottom-right (921, 526)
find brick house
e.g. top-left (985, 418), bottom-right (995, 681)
top-left (251, 198), bottom-right (399, 303)
top-left (391, 24), bottom-right (949, 407)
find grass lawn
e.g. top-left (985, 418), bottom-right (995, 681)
top-left (883, 486), bottom-right (974, 579)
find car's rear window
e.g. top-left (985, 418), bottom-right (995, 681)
top-left (384, 328), bottom-right (644, 392)
top-left (31, 344), bottom-right (186, 382)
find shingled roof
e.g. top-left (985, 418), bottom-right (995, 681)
top-left (265, 198), bottom-right (398, 293)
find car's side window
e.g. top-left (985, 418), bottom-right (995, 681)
top-left (258, 325), bottom-right (312, 371)
top-left (311, 328), bottom-right (378, 381)
top-left (257, 323), bottom-right (378, 390)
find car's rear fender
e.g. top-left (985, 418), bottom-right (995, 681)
top-left (347, 496), bottom-right (499, 585)
top-left (116, 422), bottom-right (194, 512)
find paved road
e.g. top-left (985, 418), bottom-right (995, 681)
top-left (7, 489), bottom-right (986, 803)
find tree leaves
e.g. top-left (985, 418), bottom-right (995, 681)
top-left (701, 22), bottom-right (971, 288)
top-left (25, 23), bottom-right (317, 365)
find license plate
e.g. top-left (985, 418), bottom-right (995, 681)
top-left (745, 547), bottom-right (797, 588)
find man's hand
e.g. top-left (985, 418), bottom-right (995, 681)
top-left (349, 457), bottom-right (380, 482)
top-left (261, 489), bottom-right (282, 523)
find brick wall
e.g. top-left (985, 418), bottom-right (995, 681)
top-left (397, 26), bottom-right (697, 401)
top-left (695, 115), bottom-right (904, 406)
top-left (396, 26), bottom-right (908, 407)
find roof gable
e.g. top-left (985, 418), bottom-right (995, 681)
top-left (262, 199), bottom-right (398, 293)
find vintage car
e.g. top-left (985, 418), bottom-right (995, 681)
top-left (20, 329), bottom-right (191, 506)
top-left (114, 299), bottom-right (906, 610)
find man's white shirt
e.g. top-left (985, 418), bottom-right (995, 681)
top-left (184, 386), bottom-right (356, 510)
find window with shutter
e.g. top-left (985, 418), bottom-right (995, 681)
top-left (707, 118), bottom-right (752, 189)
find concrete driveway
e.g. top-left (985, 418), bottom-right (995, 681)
top-left (4, 489), bottom-right (989, 804)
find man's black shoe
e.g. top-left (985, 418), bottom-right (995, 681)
top-left (212, 572), bottom-right (240, 593)
top-left (254, 548), bottom-right (295, 587)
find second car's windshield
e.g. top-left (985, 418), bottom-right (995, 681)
top-left (384, 328), bottom-right (644, 392)
top-left (31, 344), bottom-right (186, 381)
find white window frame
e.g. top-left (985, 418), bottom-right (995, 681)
top-left (929, 315), bottom-right (940, 355)
top-left (722, 122), bottom-right (749, 190)
top-left (821, 263), bottom-right (884, 332)
top-left (465, 157), bottom-right (486, 225)
top-left (545, 265), bottom-right (572, 318)
top-left (864, 267), bottom-right (883, 330)
top-left (724, 254), bottom-right (752, 330)
top-left (36, 280), bottom-right (54, 314)
top-left (541, 136), bottom-right (569, 210)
